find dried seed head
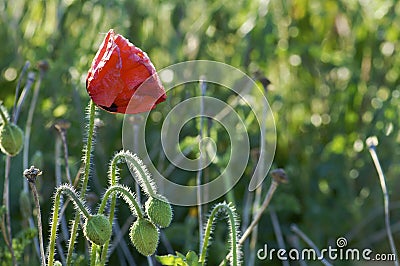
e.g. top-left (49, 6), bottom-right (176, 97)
top-left (130, 218), bottom-right (159, 256)
top-left (145, 196), bottom-right (173, 228)
top-left (0, 123), bottom-right (24, 156)
top-left (83, 214), bottom-right (112, 246)
top-left (23, 166), bottom-right (42, 183)
top-left (366, 136), bottom-right (379, 149)
top-left (37, 60), bottom-right (49, 73)
top-left (271, 168), bottom-right (288, 184)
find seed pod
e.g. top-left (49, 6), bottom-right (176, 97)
top-left (145, 196), bottom-right (173, 228)
top-left (130, 218), bottom-right (159, 256)
top-left (83, 214), bottom-right (112, 246)
top-left (0, 123), bottom-right (24, 156)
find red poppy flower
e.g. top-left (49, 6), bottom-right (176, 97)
top-left (86, 29), bottom-right (166, 114)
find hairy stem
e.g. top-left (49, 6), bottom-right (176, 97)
top-left (67, 100), bottom-right (96, 266)
top-left (48, 185), bottom-right (90, 266)
top-left (28, 182), bottom-right (45, 266)
top-left (98, 151), bottom-right (152, 264)
top-left (99, 184), bottom-right (144, 265)
top-left (199, 202), bottom-right (240, 266)
top-left (125, 152), bottom-right (157, 197)
top-left (98, 184), bottom-right (143, 219)
top-left (0, 105), bottom-right (8, 125)
top-left (219, 179), bottom-right (280, 266)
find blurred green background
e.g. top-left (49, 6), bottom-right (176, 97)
top-left (1, 0), bottom-right (400, 265)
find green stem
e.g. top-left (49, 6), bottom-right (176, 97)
top-left (99, 184), bottom-right (144, 265)
top-left (97, 150), bottom-right (157, 264)
top-left (67, 100), bottom-right (96, 266)
top-left (98, 184), bottom-right (143, 218)
top-left (90, 244), bottom-right (98, 266)
top-left (97, 153), bottom-right (120, 265)
top-left (124, 152), bottom-right (157, 197)
top-left (47, 185), bottom-right (90, 266)
top-left (96, 153), bottom-right (121, 265)
top-left (0, 105), bottom-right (8, 125)
top-left (199, 202), bottom-right (240, 266)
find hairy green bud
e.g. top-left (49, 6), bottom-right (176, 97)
top-left (83, 214), bottom-right (112, 246)
top-left (0, 123), bottom-right (24, 156)
top-left (130, 218), bottom-right (159, 256)
top-left (145, 196), bottom-right (173, 228)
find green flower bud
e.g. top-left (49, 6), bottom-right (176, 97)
top-left (145, 196), bottom-right (173, 228)
top-left (0, 123), bottom-right (24, 156)
top-left (130, 218), bottom-right (159, 256)
top-left (54, 261), bottom-right (62, 266)
top-left (83, 214), bottom-right (112, 246)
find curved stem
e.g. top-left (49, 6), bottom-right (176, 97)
top-left (199, 202), bottom-right (240, 266)
top-left (0, 105), bottom-right (8, 125)
top-left (98, 184), bottom-right (143, 219)
top-left (97, 152), bottom-right (122, 265)
top-left (99, 184), bottom-right (143, 265)
top-left (98, 150), bottom-right (154, 265)
top-left (67, 100), bottom-right (96, 266)
top-left (124, 151), bottom-right (157, 197)
top-left (47, 185), bottom-right (90, 266)
top-left (367, 145), bottom-right (399, 266)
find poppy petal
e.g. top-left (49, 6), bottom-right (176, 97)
top-left (86, 29), bottom-right (166, 114)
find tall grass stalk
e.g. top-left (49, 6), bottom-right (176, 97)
top-left (197, 77), bottom-right (206, 250)
top-left (366, 136), bottom-right (399, 266)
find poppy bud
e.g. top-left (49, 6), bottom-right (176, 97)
top-left (145, 196), bottom-right (173, 228)
top-left (83, 214), bottom-right (112, 246)
top-left (130, 218), bottom-right (159, 256)
top-left (86, 29), bottom-right (166, 114)
top-left (0, 123), bottom-right (24, 157)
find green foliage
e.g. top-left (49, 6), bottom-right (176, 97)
top-left (157, 251), bottom-right (200, 266)
top-left (0, 228), bottom-right (37, 266)
top-left (1, 0), bottom-right (400, 265)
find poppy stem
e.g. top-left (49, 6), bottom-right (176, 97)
top-left (66, 100), bottom-right (96, 266)
top-left (97, 184), bottom-right (144, 266)
top-left (0, 104), bottom-right (8, 125)
top-left (98, 150), bottom-right (154, 265)
top-left (199, 202), bottom-right (240, 266)
top-left (47, 185), bottom-right (91, 266)
top-left (28, 180), bottom-right (46, 266)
